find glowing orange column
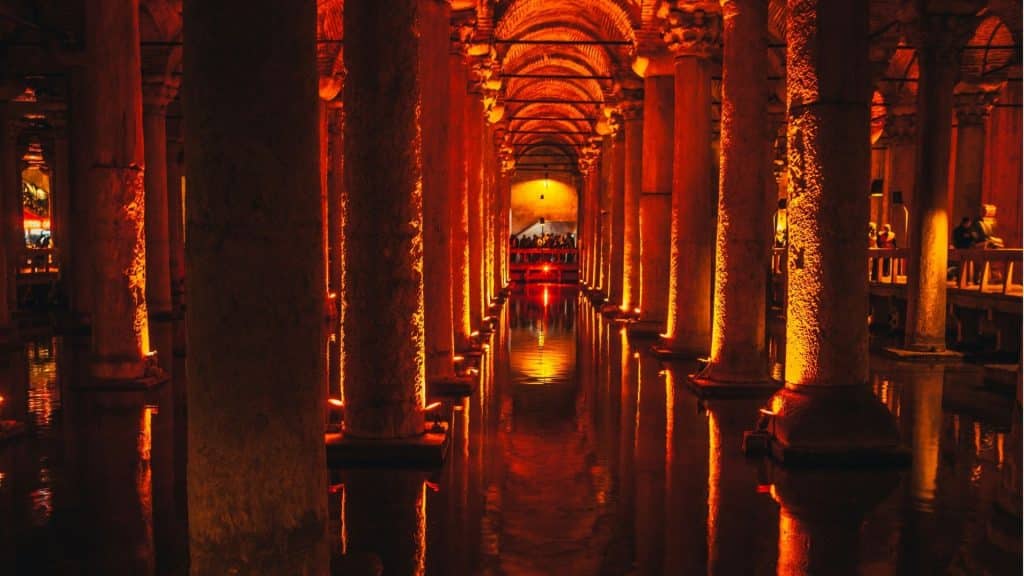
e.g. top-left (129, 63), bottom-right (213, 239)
top-left (951, 92), bottom-right (994, 234)
top-left (904, 14), bottom-right (973, 352)
top-left (183, 0), bottom-right (328, 571)
top-left (606, 130), bottom-right (626, 306)
top-left (587, 166), bottom-right (602, 289)
top-left (699, 0), bottom-right (774, 386)
top-left (86, 0), bottom-right (151, 380)
top-left (422, 0), bottom-right (455, 380)
top-left (620, 95), bottom-right (643, 313)
top-left (142, 78), bottom-right (178, 321)
top-left (342, 0), bottom-right (430, 437)
top-left (635, 65), bottom-right (674, 332)
top-left (326, 105), bottom-right (345, 402)
top-left (660, 5), bottom-right (718, 356)
top-left (449, 49), bottom-right (472, 349)
top-left (761, 0), bottom-right (902, 461)
top-left (466, 85), bottom-right (485, 330)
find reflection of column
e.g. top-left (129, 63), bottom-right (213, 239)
top-left (421, 0), bottom-right (454, 380)
top-left (86, 0), bottom-right (151, 380)
top-left (951, 91), bottom-right (994, 228)
top-left (904, 14), bottom-right (972, 352)
top-left (342, 471), bottom-right (426, 576)
top-left (702, 0), bottom-right (773, 384)
top-left (634, 354), bottom-right (666, 573)
top-left (449, 48), bottom-right (472, 350)
top-left (764, 0), bottom-right (901, 460)
top-left (661, 5), bottom-right (719, 355)
top-left (184, 0), bottom-right (328, 571)
top-left (664, 369), bottom-right (709, 573)
top-left (142, 78), bottom-right (178, 320)
top-left (620, 95), bottom-right (643, 313)
top-left (343, 0), bottom-right (427, 437)
top-left (636, 67), bottom-right (673, 331)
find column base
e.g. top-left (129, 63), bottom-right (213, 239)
top-left (325, 421), bottom-right (449, 468)
top-left (688, 372), bottom-right (781, 398)
top-left (85, 354), bottom-right (168, 391)
top-left (599, 302), bottom-right (623, 317)
top-left (427, 375), bottom-right (476, 399)
top-left (0, 419), bottom-right (26, 442)
top-left (627, 320), bottom-right (664, 337)
top-left (744, 385), bottom-right (909, 466)
top-left (882, 346), bottom-right (964, 362)
top-left (651, 342), bottom-right (706, 360)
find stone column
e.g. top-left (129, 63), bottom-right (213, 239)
top-left (142, 78), bottom-right (178, 321)
top-left (951, 90), bottom-right (994, 226)
top-left (882, 111), bottom-right (916, 246)
top-left (86, 0), bottom-right (151, 380)
top-left (449, 48), bottom-right (472, 349)
top-left (326, 105), bottom-right (344, 400)
top-left (606, 129), bottom-right (626, 307)
top-left (903, 13), bottom-right (972, 353)
top-left (659, 4), bottom-right (719, 356)
top-left (634, 62), bottom-right (674, 332)
top-left (466, 85), bottom-right (484, 330)
top-left (342, 0), bottom-right (429, 437)
top-left (698, 0), bottom-right (774, 386)
top-left (68, 71), bottom-right (95, 325)
top-left (183, 0), bottom-right (328, 572)
top-left (166, 135), bottom-right (184, 314)
top-left (760, 0), bottom-right (902, 461)
top-left (620, 95), bottom-right (643, 313)
top-left (422, 0), bottom-right (455, 380)
top-left (0, 107), bottom-right (12, 338)
top-left (52, 125), bottom-right (72, 280)
top-left (588, 166), bottom-right (602, 289)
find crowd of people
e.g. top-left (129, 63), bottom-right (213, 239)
top-left (510, 233), bottom-right (577, 263)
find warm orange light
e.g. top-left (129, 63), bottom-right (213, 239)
top-left (328, 398), bottom-right (344, 408)
top-left (424, 401), bottom-right (443, 412)
top-left (543, 264), bottom-right (551, 272)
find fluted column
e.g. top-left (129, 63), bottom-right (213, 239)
top-left (904, 13), bottom-right (974, 352)
top-left (659, 3), bottom-right (719, 355)
top-left (183, 0), bottom-right (328, 571)
top-left (142, 78), bottom-right (178, 320)
top-left (760, 0), bottom-right (902, 461)
top-left (86, 0), bottom-right (152, 380)
top-left (699, 0), bottom-right (774, 386)
top-left (951, 90), bottom-right (995, 226)
top-left (620, 95), bottom-right (643, 313)
top-left (634, 57), bottom-right (674, 332)
top-left (449, 47), bottom-right (472, 349)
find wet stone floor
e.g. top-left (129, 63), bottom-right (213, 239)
top-left (0, 286), bottom-right (1021, 575)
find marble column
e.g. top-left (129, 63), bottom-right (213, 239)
top-left (449, 49), bottom-right (472, 349)
top-left (342, 0), bottom-right (429, 437)
top-left (951, 90), bottom-right (994, 226)
top-left (699, 0), bottom-right (774, 386)
top-left (904, 13), bottom-right (972, 352)
top-left (761, 0), bottom-right (902, 460)
top-left (635, 64), bottom-right (674, 332)
top-left (882, 111), bottom-right (916, 246)
top-left (660, 4), bottom-right (719, 356)
top-left (598, 137), bottom-right (612, 293)
top-left (607, 129), bottom-right (626, 306)
top-left (142, 78), bottom-right (177, 320)
top-left (326, 105), bottom-right (344, 401)
top-left (466, 85), bottom-right (484, 330)
top-left (166, 136), bottom-right (184, 315)
top-left (183, 0), bottom-right (328, 571)
top-left (0, 107), bottom-right (13, 338)
top-left (620, 97), bottom-right (643, 313)
top-left (86, 0), bottom-right (151, 380)
top-left (68, 71), bottom-right (94, 325)
top-left (422, 0), bottom-right (455, 380)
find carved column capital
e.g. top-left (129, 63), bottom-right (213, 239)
top-left (656, 1), bottom-right (722, 59)
top-left (883, 112), bottom-right (917, 145)
top-left (906, 11), bottom-right (979, 72)
top-left (142, 75), bottom-right (180, 115)
top-left (954, 90), bottom-right (997, 126)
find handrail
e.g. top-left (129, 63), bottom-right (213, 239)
top-left (17, 247), bottom-right (59, 275)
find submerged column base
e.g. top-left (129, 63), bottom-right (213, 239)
top-left (326, 421), bottom-right (450, 469)
top-left (688, 371), bottom-right (780, 398)
top-left (746, 386), bottom-right (908, 465)
top-left (882, 346), bottom-right (964, 361)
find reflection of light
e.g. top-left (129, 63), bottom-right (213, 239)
top-left (543, 287), bottom-right (549, 306)
top-left (708, 411), bottom-right (720, 557)
top-left (543, 264), bottom-right (550, 272)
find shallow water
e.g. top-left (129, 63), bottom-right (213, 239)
top-left (1, 286), bottom-right (1020, 575)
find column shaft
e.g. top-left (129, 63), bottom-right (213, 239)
top-left (166, 138), bottom-right (184, 311)
top-left (183, 0), bottom-right (328, 571)
top-left (326, 106), bottom-right (345, 401)
top-left (951, 96), bottom-right (989, 225)
top-left (607, 131), bottom-right (626, 306)
top-left (422, 0), bottom-right (454, 379)
top-left (704, 0), bottom-right (772, 382)
top-left (663, 55), bottom-right (714, 354)
top-left (68, 71), bottom-right (94, 324)
top-left (449, 52), bottom-right (472, 348)
top-left (143, 104), bottom-right (172, 318)
top-left (86, 0), bottom-right (150, 379)
top-left (637, 74), bottom-right (674, 327)
top-left (904, 19), bottom-right (960, 351)
top-left (621, 108), bottom-right (642, 312)
top-left (0, 108), bottom-right (12, 332)
top-left (466, 93), bottom-right (484, 329)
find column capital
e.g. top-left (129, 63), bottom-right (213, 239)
top-left (905, 10), bottom-right (979, 71)
top-left (142, 75), bottom-right (180, 114)
top-left (882, 111), bottom-right (916, 145)
top-left (954, 89), bottom-right (997, 126)
top-left (620, 92), bottom-right (644, 120)
top-left (656, 1), bottom-right (722, 59)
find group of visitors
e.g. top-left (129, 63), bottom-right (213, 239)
top-left (510, 233), bottom-right (577, 264)
top-left (868, 222), bottom-right (897, 249)
top-left (951, 213), bottom-right (1003, 250)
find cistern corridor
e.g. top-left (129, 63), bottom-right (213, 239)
top-left (0, 287), bottom-right (1019, 574)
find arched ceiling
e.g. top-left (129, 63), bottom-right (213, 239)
top-left (493, 0), bottom-right (639, 168)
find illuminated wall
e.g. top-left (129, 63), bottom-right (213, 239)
top-left (510, 174), bottom-right (578, 234)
